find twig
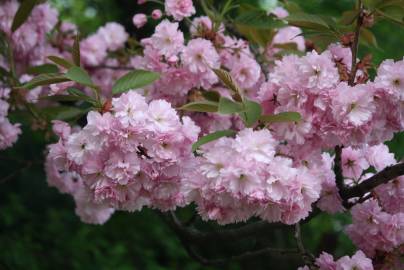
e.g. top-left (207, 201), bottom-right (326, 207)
top-left (182, 241), bottom-right (299, 266)
top-left (333, 145), bottom-right (345, 193)
top-left (163, 211), bottom-right (299, 266)
top-left (166, 211), bottom-right (286, 244)
top-left (348, 0), bottom-right (364, 86)
top-left (294, 223), bottom-right (314, 267)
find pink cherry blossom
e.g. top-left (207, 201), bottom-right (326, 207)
top-left (165, 0), bottom-right (195, 21)
top-left (133, 13), bottom-right (147, 28)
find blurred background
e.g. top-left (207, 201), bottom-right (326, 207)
top-left (1, 0), bottom-right (404, 269)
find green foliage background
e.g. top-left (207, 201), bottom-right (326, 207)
top-left (1, 1), bottom-right (404, 269)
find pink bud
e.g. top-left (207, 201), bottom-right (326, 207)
top-left (137, 0), bottom-right (146, 4)
top-left (132, 13), bottom-right (147, 29)
top-left (151, 9), bottom-right (162, 20)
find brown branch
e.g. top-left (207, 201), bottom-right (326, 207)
top-left (182, 241), bottom-right (299, 266)
top-left (162, 211), bottom-right (286, 244)
top-left (333, 145), bottom-right (345, 193)
top-left (294, 223), bottom-right (314, 267)
top-left (341, 162), bottom-right (404, 200)
top-left (348, 0), bottom-right (364, 86)
top-left (163, 211), bottom-right (299, 266)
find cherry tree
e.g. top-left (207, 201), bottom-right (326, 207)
top-left (0, 0), bottom-right (403, 269)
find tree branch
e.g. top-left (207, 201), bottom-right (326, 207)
top-left (333, 145), bottom-right (345, 193)
top-left (341, 162), bottom-right (404, 200)
top-left (162, 211), bottom-right (299, 266)
top-left (162, 211), bottom-right (285, 244)
top-left (294, 223), bottom-right (314, 267)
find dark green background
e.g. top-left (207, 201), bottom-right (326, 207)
top-left (1, 0), bottom-right (403, 269)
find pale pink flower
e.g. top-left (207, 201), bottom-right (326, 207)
top-left (133, 13), bottom-right (147, 28)
top-left (332, 83), bottom-right (375, 127)
top-left (151, 9), bottom-right (163, 20)
top-left (165, 0), bottom-right (195, 21)
top-left (182, 38), bottom-right (220, 73)
top-left (80, 34), bottom-right (108, 66)
top-left (374, 58), bottom-right (404, 98)
top-left (98, 22), bottom-right (128, 51)
top-left (364, 144), bottom-right (396, 171)
top-left (336, 250), bottom-right (373, 270)
top-left (230, 55), bottom-right (261, 89)
top-left (150, 20), bottom-right (184, 57)
top-left (299, 50), bottom-right (339, 91)
top-left (341, 147), bottom-right (369, 180)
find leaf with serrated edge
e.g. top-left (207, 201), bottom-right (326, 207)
top-left (112, 70), bottom-right (160, 95)
top-left (65, 66), bottom-right (93, 86)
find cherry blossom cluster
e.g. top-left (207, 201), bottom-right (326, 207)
top-left (182, 128), bottom-right (322, 225)
top-left (0, 0), bottom-right (58, 65)
top-left (298, 250), bottom-right (374, 270)
top-left (259, 49), bottom-right (404, 160)
top-left (346, 198), bottom-right (404, 260)
top-left (0, 85), bottom-right (21, 150)
top-left (46, 91), bottom-right (200, 223)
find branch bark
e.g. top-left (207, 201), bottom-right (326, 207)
top-left (334, 145), bottom-right (345, 193)
top-left (341, 162), bottom-right (404, 200)
top-left (162, 211), bottom-right (299, 266)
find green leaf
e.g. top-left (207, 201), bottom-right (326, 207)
top-left (339, 10), bottom-right (359, 25)
top-left (202, 91), bottom-right (221, 102)
top-left (67, 87), bottom-right (96, 103)
top-left (378, 0), bottom-right (404, 9)
top-left (11, 0), bottom-right (38, 32)
top-left (192, 130), bottom-right (237, 152)
top-left (235, 10), bottom-right (284, 29)
top-left (72, 35), bottom-right (81, 66)
top-left (363, 0), bottom-right (383, 10)
top-left (257, 0), bottom-right (278, 13)
top-left (41, 106), bottom-right (87, 121)
top-left (235, 24), bottom-right (276, 47)
top-left (65, 66), bottom-right (93, 87)
top-left (239, 99), bottom-right (262, 127)
top-left (218, 97), bottom-right (244, 114)
top-left (39, 94), bottom-right (86, 102)
top-left (112, 69), bottom-right (160, 95)
top-left (48, 56), bottom-right (74, 69)
top-left (286, 13), bottom-right (331, 30)
top-left (26, 64), bottom-right (59, 75)
top-left (19, 73), bottom-right (70, 90)
top-left (178, 101), bottom-right (219, 112)
top-left (260, 112), bottom-right (301, 123)
top-left (360, 28), bottom-right (378, 48)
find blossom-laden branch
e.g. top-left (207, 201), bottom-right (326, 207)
top-left (341, 162), bottom-right (404, 200)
